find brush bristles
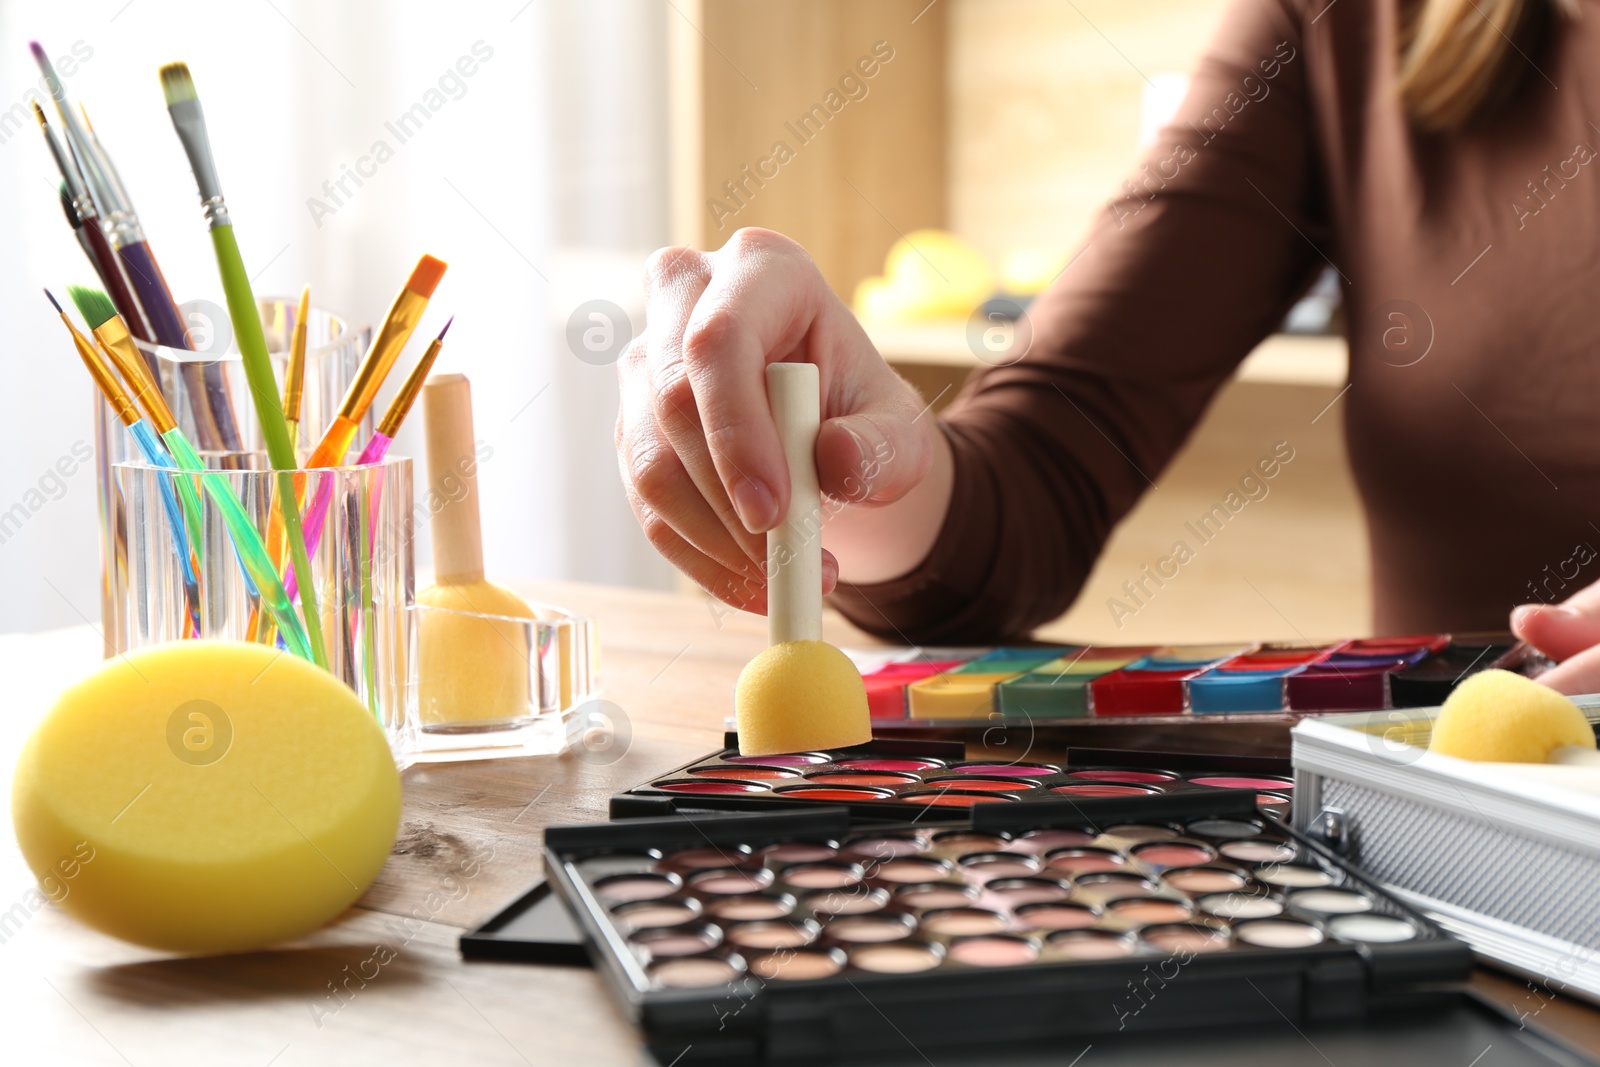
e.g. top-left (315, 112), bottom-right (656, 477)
top-left (31, 101), bottom-right (46, 127)
top-left (159, 62), bottom-right (197, 107)
top-left (405, 255), bottom-right (448, 298)
top-left (43, 288), bottom-right (64, 315)
top-left (68, 285), bottom-right (119, 330)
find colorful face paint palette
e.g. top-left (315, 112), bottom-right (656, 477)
top-left (614, 737), bottom-right (1295, 821)
top-left (531, 794), bottom-right (1473, 1060)
top-left (843, 635), bottom-right (1539, 727)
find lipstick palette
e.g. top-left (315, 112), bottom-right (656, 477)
top-left (847, 633), bottom-right (1535, 728)
top-left (613, 736), bottom-right (1295, 821)
top-left (533, 794), bottom-right (1479, 1061)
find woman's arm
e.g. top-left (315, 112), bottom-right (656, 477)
top-left (829, 0), bottom-right (1328, 642)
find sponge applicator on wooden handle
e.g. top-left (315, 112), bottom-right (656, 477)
top-left (734, 363), bottom-right (871, 757)
top-left (1429, 668), bottom-right (1600, 766)
top-left (415, 373), bottom-right (538, 727)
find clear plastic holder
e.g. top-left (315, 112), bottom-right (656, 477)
top-left (407, 601), bottom-right (597, 762)
top-left (95, 299), bottom-right (373, 657)
top-left (112, 455), bottom-right (415, 763)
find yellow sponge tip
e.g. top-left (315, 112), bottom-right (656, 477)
top-left (12, 641), bottom-right (401, 954)
top-left (735, 640), bottom-right (872, 757)
top-left (1429, 668), bottom-right (1595, 763)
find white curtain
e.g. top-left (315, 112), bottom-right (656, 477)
top-left (0, 0), bottom-right (672, 634)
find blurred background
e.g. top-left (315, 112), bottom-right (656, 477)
top-left (0, 0), bottom-right (1362, 644)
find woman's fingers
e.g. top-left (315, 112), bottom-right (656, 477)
top-left (1512, 602), bottom-right (1600, 662)
top-left (1535, 641), bottom-right (1600, 695)
top-left (679, 229), bottom-right (828, 533)
top-left (641, 246), bottom-right (766, 565)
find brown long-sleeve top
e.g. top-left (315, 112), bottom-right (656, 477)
top-left (832, 0), bottom-right (1600, 643)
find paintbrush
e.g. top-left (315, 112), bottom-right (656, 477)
top-left (258, 254), bottom-right (443, 606)
top-left (35, 104), bottom-right (159, 358)
top-left (30, 42), bottom-right (239, 456)
top-left (57, 184), bottom-right (96, 283)
top-left (72, 286), bottom-right (317, 662)
top-left (307, 254), bottom-right (448, 470)
top-left (247, 285), bottom-right (312, 645)
top-left (285, 317), bottom-right (451, 601)
top-left (284, 286), bottom-right (311, 451)
top-left (160, 60), bottom-right (328, 668)
top-left (49, 289), bottom-right (200, 637)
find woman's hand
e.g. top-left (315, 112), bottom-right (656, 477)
top-left (616, 228), bottom-right (948, 614)
top-left (1512, 583), bottom-right (1600, 693)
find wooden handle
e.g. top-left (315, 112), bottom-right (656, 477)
top-left (1550, 744), bottom-right (1600, 768)
top-left (766, 363), bottom-right (822, 644)
top-left (422, 373), bottom-right (485, 584)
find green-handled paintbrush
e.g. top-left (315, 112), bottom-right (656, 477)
top-left (159, 61), bottom-right (328, 669)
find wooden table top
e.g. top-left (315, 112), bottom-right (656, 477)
top-left (3, 580), bottom-right (1598, 1065)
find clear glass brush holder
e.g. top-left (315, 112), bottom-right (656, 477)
top-left (94, 300), bottom-right (373, 658)
top-left (406, 601), bottom-right (598, 762)
top-left (112, 456), bottom-right (415, 762)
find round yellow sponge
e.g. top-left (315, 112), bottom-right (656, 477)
top-left (12, 641), bottom-right (401, 954)
top-left (1429, 668), bottom-right (1595, 763)
top-left (735, 640), bottom-right (872, 756)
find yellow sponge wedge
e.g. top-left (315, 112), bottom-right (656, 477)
top-left (12, 641), bottom-right (401, 954)
top-left (1429, 668), bottom-right (1596, 763)
top-left (735, 640), bottom-right (871, 756)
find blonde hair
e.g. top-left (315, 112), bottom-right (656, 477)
top-left (1397, 0), bottom-right (1576, 132)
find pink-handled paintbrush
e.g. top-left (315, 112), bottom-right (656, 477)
top-left (285, 317), bottom-right (450, 600)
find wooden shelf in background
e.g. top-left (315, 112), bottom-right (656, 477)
top-left (867, 320), bottom-right (1348, 389)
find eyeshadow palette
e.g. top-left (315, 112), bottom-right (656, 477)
top-left (534, 794), bottom-right (1477, 1061)
top-left (613, 736), bottom-right (1296, 822)
top-left (840, 633), bottom-right (1539, 729)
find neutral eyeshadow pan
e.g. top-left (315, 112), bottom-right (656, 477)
top-left (1290, 889), bottom-right (1372, 915)
top-left (726, 919), bottom-right (820, 949)
top-left (948, 935), bottom-right (1038, 967)
top-left (850, 942), bottom-right (942, 973)
top-left (1329, 914), bottom-right (1417, 943)
top-left (921, 908), bottom-right (1008, 936)
top-left (1198, 893), bottom-right (1283, 920)
top-left (706, 894), bottom-right (793, 921)
top-left (1017, 903), bottom-right (1100, 932)
top-left (1220, 840), bottom-right (1296, 863)
top-left (805, 887), bottom-right (888, 915)
top-left (648, 957), bottom-right (741, 988)
top-left (1235, 920), bottom-right (1325, 948)
top-left (1162, 867), bottom-right (1247, 894)
top-left (748, 948), bottom-right (844, 981)
top-left (827, 914), bottom-right (916, 943)
top-left (1255, 865), bottom-right (1333, 888)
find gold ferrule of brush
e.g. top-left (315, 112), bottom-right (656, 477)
top-left (377, 338), bottom-right (443, 438)
top-left (94, 317), bottom-right (176, 433)
top-left (65, 319), bottom-right (139, 426)
top-left (284, 290), bottom-right (309, 418)
top-left (339, 294), bottom-right (427, 421)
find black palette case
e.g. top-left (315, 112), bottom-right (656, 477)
top-left (464, 791), bottom-right (1596, 1064)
